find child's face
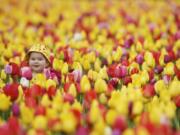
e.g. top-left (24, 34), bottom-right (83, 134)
top-left (29, 52), bottom-right (49, 73)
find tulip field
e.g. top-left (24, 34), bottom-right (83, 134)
top-left (0, 0), bottom-right (180, 135)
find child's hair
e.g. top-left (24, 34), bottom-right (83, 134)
top-left (26, 44), bottom-right (51, 65)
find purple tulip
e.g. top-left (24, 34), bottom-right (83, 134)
top-left (154, 65), bottom-right (163, 74)
top-left (4, 64), bottom-right (12, 74)
top-left (136, 54), bottom-right (144, 64)
top-left (12, 103), bottom-right (20, 116)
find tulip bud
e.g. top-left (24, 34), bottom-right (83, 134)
top-left (20, 66), bottom-right (32, 80)
top-left (0, 93), bottom-right (11, 111)
top-left (105, 109), bottom-right (117, 125)
top-left (1, 69), bottom-right (7, 80)
top-left (20, 77), bottom-right (30, 88)
top-left (4, 64), bottom-right (12, 74)
top-left (135, 54), bottom-right (144, 64)
top-left (94, 78), bottom-right (107, 93)
top-left (45, 79), bottom-right (56, 89)
top-left (80, 75), bottom-right (91, 93)
top-left (68, 83), bottom-right (77, 97)
top-left (163, 62), bottom-right (174, 75)
top-left (61, 62), bottom-right (69, 74)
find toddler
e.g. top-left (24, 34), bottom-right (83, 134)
top-left (20, 44), bottom-right (60, 87)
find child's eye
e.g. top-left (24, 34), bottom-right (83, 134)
top-left (38, 58), bottom-right (43, 61)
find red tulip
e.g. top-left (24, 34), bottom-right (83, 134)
top-left (174, 66), bottom-right (180, 80)
top-left (64, 82), bottom-right (71, 93)
top-left (10, 62), bottom-right (20, 76)
top-left (142, 84), bottom-right (155, 98)
top-left (47, 86), bottom-right (56, 98)
top-left (3, 83), bottom-right (19, 101)
top-left (107, 64), bottom-right (118, 77)
top-left (35, 105), bottom-right (46, 116)
top-left (25, 97), bottom-right (37, 108)
top-left (84, 90), bottom-right (97, 103)
top-left (36, 129), bottom-right (47, 135)
top-left (63, 93), bottom-right (74, 104)
top-left (113, 116), bottom-right (127, 131)
top-left (108, 78), bottom-right (119, 88)
top-left (29, 84), bottom-right (44, 98)
top-left (173, 95), bottom-right (180, 107)
top-left (8, 117), bottom-right (20, 135)
top-left (122, 76), bottom-right (132, 85)
top-left (48, 118), bottom-right (60, 130)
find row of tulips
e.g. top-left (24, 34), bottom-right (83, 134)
top-left (0, 0), bottom-right (180, 135)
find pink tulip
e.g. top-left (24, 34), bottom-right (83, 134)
top-left (115, 65), bottom-right (127, 78)
top-left (72, 69), bottom-right (82, 82)
top-left (20, 66), bottom-right (32, 80)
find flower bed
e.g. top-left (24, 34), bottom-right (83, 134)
top-left (0, 0), bottom-right (180, 135)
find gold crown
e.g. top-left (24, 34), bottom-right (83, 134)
top-left (26, 44), bottom-right (51, 64)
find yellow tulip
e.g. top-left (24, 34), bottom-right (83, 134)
top-left (154, 80), bottom-right (167, 94)
top-left (72, 61), bottom-right (82, 71)
top-left (164, 102), bottom-right (176, 119)
top-left (99, 93), bottom-right (107, 104)
top-left (27, 129), bottom-right (36, 135)
top-left (16, 85), bottom-right (24, 103)
top-left (31, 73), bottom-right (46, 88)
top-left (105, 109), bottom-right (117, 125)
top-left (98, 67), bottom-right (109, 80)
top-left (60, 111), bottom-right (77, 133)
top-left (53, 58), bottom-right (63, 72)
top-left (46, 79), bottom-right (57, 89)
top-left (61, 62), bottom-right (69, 74)
top-left (82, 59), bottom-right (91, 70)
top-left (136, 126), bottom-right (150, 135)
top-left (94, 78), bottom-right (107, 93)
top-left (94, 58), bottom-right (101, 72)
top-left (0, 93), bottom-right (11, 111)
top-left (123, 128), bottom-right (135, 135)
top-left (132, 101), bottom-right (143, 115)
top-left (68, 83), bottom-right (77, 97)
top-left (169, 80), bottom-right (180, 97)
top-left (89, 100), bottom-right (101, 123)
top-left (20, 103), bottom-right (34, 125)
top-left (0, 70), bottom-right (6, 80)
top-left (41, 94), bottom-right (51, 107)
top-left (176, 59), bottom-right (180, 70)
top-left (46, 108), bottom-right (58, 119)
top-left (33, 115), bottom-right (47, 130)
top-left (80, 75), bottom-right (91, 93)
top-left (112, 47), bottom-right (122, 62)
top-left (163, 62), bottom-right (174, 75)
top-left (0, 79), bottom-right (5, 89)
top-left (72, 100), bottom-right (83, 112)
top-left (94, 119), bottom-right (106, 134)
top-left (144, 51), bottom-right (155, 68)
